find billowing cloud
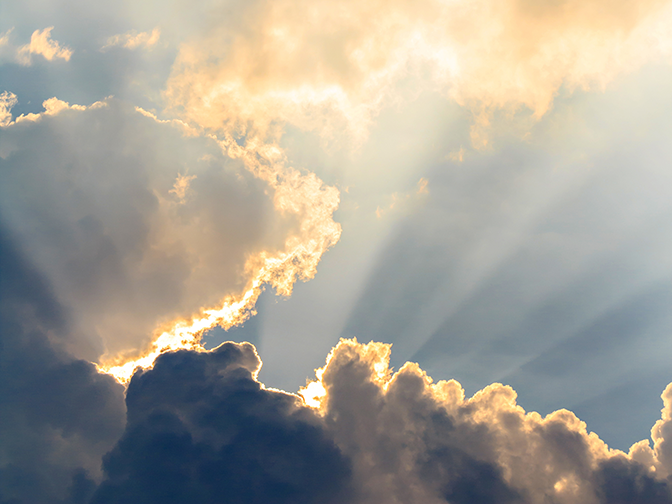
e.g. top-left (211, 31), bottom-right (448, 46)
top-left (0, 91), bottom-right (17, 127)
top-left (0, 93), bottom-right (108, 127)
top-left (0, 26), bottom-right (72, 67)
top-left (91, 343), bottom-right (352, 504)
top-left (2, 1), bottom-right (672, 503)
top-left (102, 28), bottom-right (161, 51)
top-left (85, 339), bottom-right (672, 503)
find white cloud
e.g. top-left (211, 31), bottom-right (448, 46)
top-left (164, 0), bottom-right (672, 149)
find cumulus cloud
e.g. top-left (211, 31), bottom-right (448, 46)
top-left (81, 338), bottom-right (672, 503)
top-left (3, 3), bottom-right (672, 503)
top-left (92, 0), bottom-right (672, 379)
top-left (102, 28), bottom-right (161, 51)
top-left (0, 27), bottom-right (72, 67)
top-left (16, 27), bottom-right (73, 65)
top-left (0, 93), bottom-right (109, 128)
top-left (91, 343), bottom-right (352, 504)
top-left (0, 91), bottom-right (17, 127)
top-left (164, 0), bottom-right (672, 147)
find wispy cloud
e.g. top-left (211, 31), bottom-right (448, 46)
top-left (375, 178), bottom-right (429, 218)
top-left (102, 27), bottom-right (161, 51)
top-left (169, 172), bottom-right (197, 204)
top-left (165, 0), bottom-right (672, 149)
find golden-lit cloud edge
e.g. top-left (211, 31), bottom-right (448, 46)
top-left (301, 338), bottom-right (672, 502)
top-left (113, 336), bottom-right (672, 503)
top-left (10, 0), bottom-right (672, 392)
top-left (95, 115), bottom-right (342, 383)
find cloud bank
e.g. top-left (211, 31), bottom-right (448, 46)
top-left (82, 339), bottom-right (672, 504)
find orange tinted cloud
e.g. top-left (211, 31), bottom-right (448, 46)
top-left (17, 27), bottom-right (72, 65)
top-left (164, 0), bottom-right (672, 147)
top-left (299, 338), bottom-right (672, 503)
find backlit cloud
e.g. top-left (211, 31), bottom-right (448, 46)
top-left (2, 0), bottom-right (672, 502)
top-left (89, 339), bottom-right (672, 503)
top-left (164, 0), bottom-right (672, 147)
top-left (0, 97), bottom-right (291, 365)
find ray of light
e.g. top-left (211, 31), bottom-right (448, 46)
top-left (98, 131), bottom-right (342, 384)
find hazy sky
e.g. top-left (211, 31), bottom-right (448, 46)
top-left (2, 1), bottom-right (672, 503)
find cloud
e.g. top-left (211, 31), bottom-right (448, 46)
top-left (306, 338), bottom-right (672, 503)
top-left (94, 0), bottom-right (672, 381)
top-left (102, 28), bottom-right (161, 51)
top-left (168, 172), bottom-right (197, 204)
top-left (91, 343), bottom-right (352, 504)
top-left (84, 338), bottom-right (672, 503)
top-left (375, 178), bottom-right (429, 218)
top-left (0, 91), bottom-right (17, 127)
top-left (0, 221), bottom-right (125, 504)
top-left (163, 0), bottom-right (672, 148)
top-left (0, 27), bottom-right (72, 67)
top-left (0, 93), bottom-right (109, 128)
top-left (0, 97), bottom-right (288, 365)
top-left (16, 27), bottom-right (73, 65)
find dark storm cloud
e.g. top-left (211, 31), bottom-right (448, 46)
top-left (91, 337), bottom-right (667, 504)
top-left (4, 250), bottom-right (672, 504)
top-left (594, 456), bottom-right (672, 504)
top-left (0, 222), bottom-right (125, 504)
top-left (91, 343), bottom-right (352, 504)
top-left (89, 339), bottom-right (527, 504)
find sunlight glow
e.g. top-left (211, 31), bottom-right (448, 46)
top-left (97, 131), bottom-right (341, 384)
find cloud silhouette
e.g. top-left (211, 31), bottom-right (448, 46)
top-left (91, 344), bottom-right (352, 504)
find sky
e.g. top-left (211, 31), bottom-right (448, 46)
top-left (2, 0), bottom-right (672, 503)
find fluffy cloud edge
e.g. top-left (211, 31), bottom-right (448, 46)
top-left (91, 338), bottom-right (672, 504)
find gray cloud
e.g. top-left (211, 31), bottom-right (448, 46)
top-left (0, 99), bottom-right (285, 361)
top-left (0, 222), bottom-right (125, 504)
top-left (91, 344), bottom-right (353, 504)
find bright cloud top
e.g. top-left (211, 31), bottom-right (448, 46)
top-left (89, 338), bottom-right (672, 503)
top-left (164, 0), bottom-right (672, 147)
top-left (0, 93), bottom-right (108, 127)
